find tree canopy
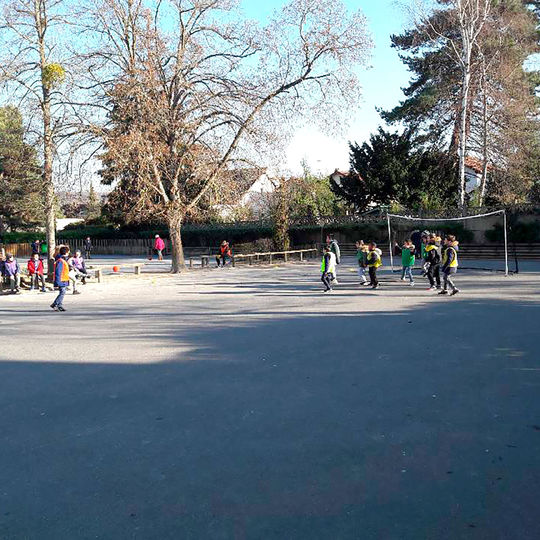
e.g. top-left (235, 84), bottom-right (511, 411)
top-left (91, 0), bottom-right (372, 270)
top-left (331, 128), bottom-right (457, 212)
top-left (0, 106), bottom-right (44, 233)
top-left (381, 0), bottom-right (540, 206)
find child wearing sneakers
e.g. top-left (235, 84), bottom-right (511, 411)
top-left (320, 245), bottom-right (337, 293)
top-left (355, 240), bottom-right (369, 286)
top-left (367, 242), bottom-right (382, 289)
top-left (399, 239), bottom-right (415, 286)
top-left (424, 235), bottom-right (442, 290)
top-left (51, 246), bottom-right (71, 311)
top-left (3, 254), bottom-right (21, 293)
top-left (439, 235), bottom-right (460, 296)
top-left (27, 252), bottom-right (46, 292)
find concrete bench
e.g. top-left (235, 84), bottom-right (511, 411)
top-left (93, 263), bottom-right (145, 283)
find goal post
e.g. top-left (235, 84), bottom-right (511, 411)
top-left (386, 209), bottom-right (510, 276)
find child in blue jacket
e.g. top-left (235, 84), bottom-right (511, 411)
top-left (51, 246), bottom-right (71, 311)
top-left (3, 254), bottom-right (21, 293)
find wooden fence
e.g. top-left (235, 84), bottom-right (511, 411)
top-left (4, 240), bottom-right (540, 261)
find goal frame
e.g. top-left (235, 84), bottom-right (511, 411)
top-left (386, 210), bottom-right (509, 277)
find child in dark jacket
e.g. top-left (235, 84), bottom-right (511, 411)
top-left (424, 235), bottom-right (442, 290)
top-left (51, 246), bottom-right (71, 311)
top-left (27, 253), bottom-right (46, 292)
top-left (3, 254), bottom-right (21, 293)
top-left (439, 235), bottom-right (460, 296)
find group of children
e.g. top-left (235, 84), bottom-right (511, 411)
top-left (353, 241), bottom-right (383, 289)
top-left (1, 245), bottom-right (91, 310)
top-left (321, 235), bottom-right (383, 292)
top-left (394, 233), bottom-right (460, 295)
top-left (321, 232), bottom-right (460, 295)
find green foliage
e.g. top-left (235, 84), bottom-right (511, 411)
top-left (387, 220), bottom-right (474, 243)
top-left (271, 183), bottom-right (291, 251)
top-left (42, 63), bottom-right (65, 90)
top-left (2, 231), bottom-right (45, 244)
top-left (331, 128), bottom-right (457, 211)
top-left (429, 224), bottom-right (474, 243)
top-left (486, 221), bottom-right (540, 243)
top-left (0, 106), bottom-right (44, 232)
top-left (384, 0), bottom-right (540, 206)
top-left (289, 170), bottom-right (346, 220)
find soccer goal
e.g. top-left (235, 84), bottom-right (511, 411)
top-left (386, 209), bottom-right (512, 276)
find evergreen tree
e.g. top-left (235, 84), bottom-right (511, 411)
top-left (382, 0), bottom-right (540, 205)
top-left (0, 106), bottom-right (44, 233)
top-left (331, 128), bottom-right (457, 211)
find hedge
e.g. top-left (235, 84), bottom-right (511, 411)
top-left (0, 219), bottom-right (479, 246)
top-left (485, 222), bottom-right (540, 243)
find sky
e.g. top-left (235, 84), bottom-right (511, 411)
top-left (242, 0), bottom-right (413, 176)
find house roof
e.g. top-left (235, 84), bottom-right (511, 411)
top-left (465, 156), bottom-right (493, 174)
top-left (220, 168), bottom-right (267, 192)
top-left (330, 169), bottom-right (364, 182)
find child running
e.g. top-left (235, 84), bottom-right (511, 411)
top-left (51, 246), bottom-right (71, 311)
top-left (320, 245), bottom-right (337, 293)
top-left (326, 235), bottom-right (341, 285)
top-left (28, 252), bottom-right (46, 292)
top-left (399, 239), bottom-right (415, 286)
top-left (366, 242), bottom-right (382, 290)
top-left (439, 235), bottom-right (460, 296)
top-left (355, 240), bottom-right (369, 286)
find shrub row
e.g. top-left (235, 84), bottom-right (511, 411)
top-left (6, 219), bottom-right (539, 246)
top-left (485, 222), bottom-right (540, 243)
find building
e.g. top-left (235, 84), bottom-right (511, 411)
top-left (214, 168), bottom-right (279, 219)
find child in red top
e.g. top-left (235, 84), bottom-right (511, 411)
top-left (27, 253), bottom-right (46, 292)
top-left (216, 240), bottom-right (232, 267)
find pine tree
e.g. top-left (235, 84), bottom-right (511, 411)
top-left (383, 0), bottom-right (540, 206)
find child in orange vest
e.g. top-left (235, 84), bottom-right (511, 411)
top-left (51, 246), bottom-right (70, 312)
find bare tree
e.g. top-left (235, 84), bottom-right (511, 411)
top-left (84, 0), bottom-right (372, 272)
top-left (0, 0), bottom-right (76, 274)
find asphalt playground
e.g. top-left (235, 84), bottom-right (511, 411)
top-left (1, 257), bottom-right (539, 539)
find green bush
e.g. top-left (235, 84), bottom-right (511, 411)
top-left (486, 222), bottom-right (540, 243)
top-left (386, 222), bottom-right (474, 243)
top-left (2, 217), bottom-right (477, 246)
top-left (2, 231), bottom-right (45, 244)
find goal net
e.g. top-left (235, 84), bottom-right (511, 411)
top-left (386, 210), bottom-right (514, 276)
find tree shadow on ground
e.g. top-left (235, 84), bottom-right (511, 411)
top-left (1, 297), bottom-right (540, 539)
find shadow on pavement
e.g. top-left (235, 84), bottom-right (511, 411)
top-left (1, 298), bottom-right (540, 539)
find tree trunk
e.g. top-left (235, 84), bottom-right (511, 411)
top-left (44, 117), bottom-right (56, 278)
top-left (168, 213), bottom-right (186, 273)
top-left (458, 60), bottom-right (471, 211)
top-left (479, 64), bottom-right (489, 207)
top-left (36, 1), bottom-right (56, 278)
